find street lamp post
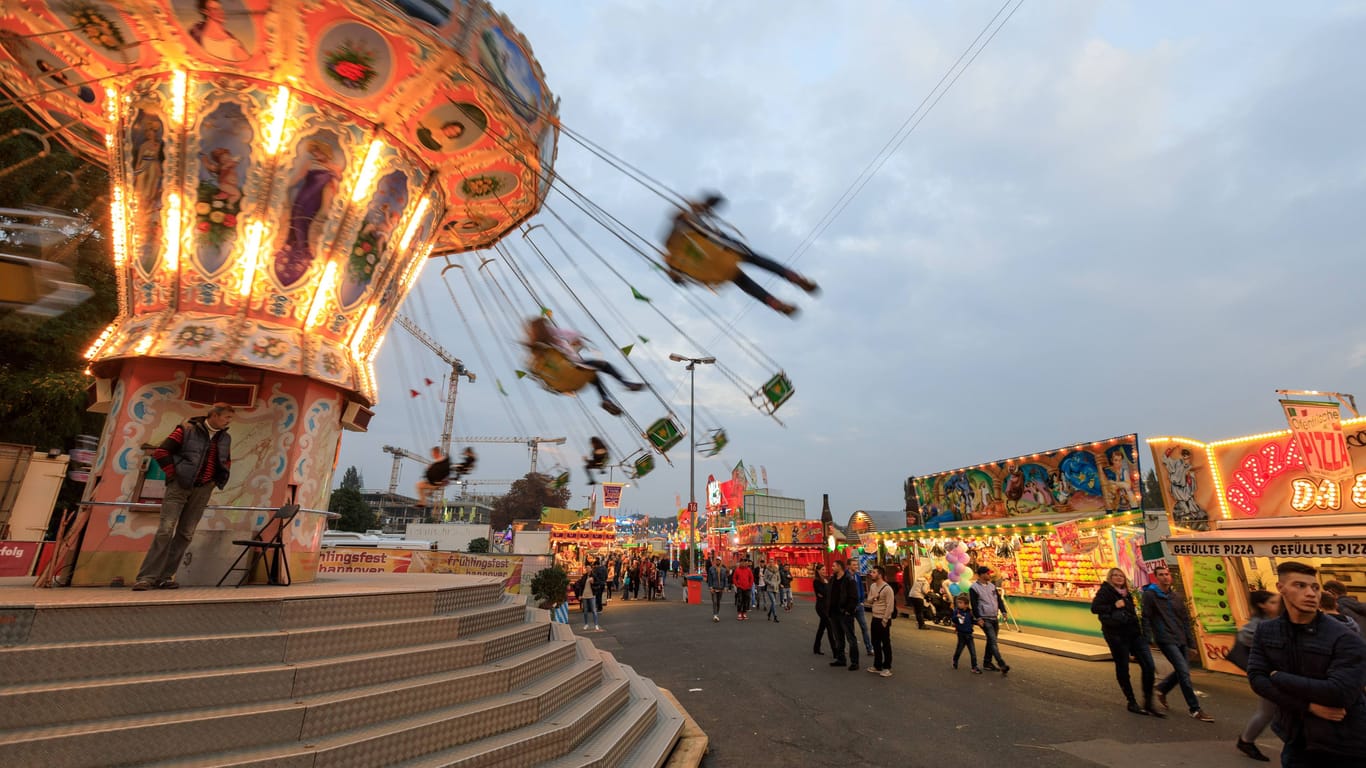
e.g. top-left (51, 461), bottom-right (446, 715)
top-left (669, 353), bottom-right (715, 576)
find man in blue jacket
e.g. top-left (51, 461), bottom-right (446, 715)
top-left (1143, 564), bottom-right (1214, 722)
top-left (1248, 561), bottom-right (1366, 767)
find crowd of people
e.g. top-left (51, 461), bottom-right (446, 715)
top-left (571, 552), bottom-right (680, 631)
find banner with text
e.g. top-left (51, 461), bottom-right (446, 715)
top-left (1281, 400), bottom-right (1354, 483)
top-left (316, 548), bottom-right (525, 593)
top-left (601, 483), bottom-right (624, 509)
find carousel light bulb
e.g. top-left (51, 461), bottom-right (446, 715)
top-left (397, 197), bottom-right (431, 253)
top-left (265, 85), bottom-right (293, 156)
top-left (162, 191), bottom-right (183, 273)
top-left (109, 184), bottom-right (129, 269)
top-left (83, 322), bottom-right (118, 360)
top-left (350, 304), bottom-right (379, 359)
top-left (351, 139), bottom-right (385, 204)
top-left (305, 261), bottom-right (338, 328)
top-left (170, 70), bottom-right (188, 127)
top-left (238, 221), bottom-right (268, 297)
top-left (133, 332), bottom-right (155, 356)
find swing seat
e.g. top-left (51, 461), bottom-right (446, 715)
top-left (663, 222), bottom-right (742, 286)
top-left (750, 371), bottom-right (794, 413)
top-left (626, 452), bottom-right (655, 478)
top-left (645, 417), bottom-right (685, 453)
top-left (703, 428), bottom-right (728, 457)
top-left (525, 344), bottom-right (597, 394)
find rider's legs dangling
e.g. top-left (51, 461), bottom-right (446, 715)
top-left (737, 248), bottom-right (819, 294)
top-left (581, 359), bottom-right (644, 391)
top-left (732, 270), bottom-right (797, 316)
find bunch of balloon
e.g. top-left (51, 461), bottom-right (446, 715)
top-left (944, 543), bottom-right (975, 597)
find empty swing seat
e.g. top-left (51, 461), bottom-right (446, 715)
top-left (753, 372), bottom-right (794, 413)
top-left (217, 503), bottom-right (300, 587)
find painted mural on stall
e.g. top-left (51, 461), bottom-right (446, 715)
top-left (913, 434), bottom-right (1143, 527)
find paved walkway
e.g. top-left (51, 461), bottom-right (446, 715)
top-left (573, 580), bottom-right (1282, 768)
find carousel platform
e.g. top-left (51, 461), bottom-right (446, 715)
top-left (0, 574), bottom-right (688, 768)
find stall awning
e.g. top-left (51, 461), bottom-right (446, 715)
top-left (1165, 526), bottom-right (1366, 559)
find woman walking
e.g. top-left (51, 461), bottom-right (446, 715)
top-left (1091, 568), bottom-right (1160, 716)
top-left (812, 563), bottom-right (833, 654)
top-left (1231, 590), bottom-right (1280, 762)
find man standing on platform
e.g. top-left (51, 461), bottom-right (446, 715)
top-left (1248, 561), bottom-right (1366, 766)
top-left (133, 403), bottom-right (234, 591)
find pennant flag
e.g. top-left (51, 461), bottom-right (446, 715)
top-left (630, 286), bottom-right (651, 302)
top-left (619, 344), bottom-right (633, 357)
top-left (514, 370), bottom-right (527, 379)
top-left (638, 335), bottom-right (649, 344)
top-left (540, 306), bottom-right (553, 317)
top-left (409, 389), bottom-right (420, 398)
top-left (424, 377), bottom-right (434, 386)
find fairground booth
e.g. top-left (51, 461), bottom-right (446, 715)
top-left (1149, 396), bottom-right (1366, 674)
top-left (872, 434), bottom-right (1150, 645)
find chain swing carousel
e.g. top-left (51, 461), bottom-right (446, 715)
top-left (0, 0), bottom-right (557, 585)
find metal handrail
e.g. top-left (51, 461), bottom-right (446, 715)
top-left (75, 499), bottom-right (340, 519)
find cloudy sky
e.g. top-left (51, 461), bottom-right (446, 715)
top-left (340, 0), bottom-right (1366, 521)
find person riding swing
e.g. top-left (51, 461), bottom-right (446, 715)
top-left (584, 436), bottom-right (609, 485)
top-left (524, 316), bottom-right (644, 416)
top-left (665, 193), bottom-right (819, 316)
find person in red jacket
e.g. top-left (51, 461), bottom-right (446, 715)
top-left (731, 558), bottom-right (755, 620)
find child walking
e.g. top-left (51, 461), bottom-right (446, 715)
top-left (952, 594), bottom-right (981, 673)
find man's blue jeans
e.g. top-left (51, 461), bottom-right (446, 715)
top-left (854, 605), bottom-right (872, 652)
top-left (1155, 642), bottom-right (1199, 712)
top-left (980, 617), bottom-right (1008, 668)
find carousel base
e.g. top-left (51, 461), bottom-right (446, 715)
top-left (0, 574), bottom-right (688, 768)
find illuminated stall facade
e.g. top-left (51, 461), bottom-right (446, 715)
top-left (1150, 415), bottom-right (1366, 673)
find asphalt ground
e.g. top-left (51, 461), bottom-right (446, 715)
top-left (574, 578), bottom-right (1282, 768)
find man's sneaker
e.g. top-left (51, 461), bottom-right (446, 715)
top-left (866, 666), bottom-right (881, 674)
top-left (583, 624), bottom-right (590, 630)
top-left (600, 400), bottom-right (623, 416)
top-left (1191, 710), bottom-right (1214, 723)
top-left (1155, 691), bottom-right (1168, 711)
top-left (1000, 665), bottom-right (1010, 677)
top-left (847, 664), bottom-right (859, 671)
top-left (713, 614), bottom-right (719, 622)
top-left (829, 660), bottom-right (846, 667)
top-left (879, 669), bottom-right (893, 678)
top-left (131, 581), bottom-right (153, 591)
top-left (982, 666), bottom-right (1000, 672)
top-left (793, 275), bottom-right (820, 295)
top-left (154, 579), bottom-right (179, 590)
top-left (624, 381), bottom-right (645, 392)
top-left (594, 625), bottom-right (602, 632)
top-left (971, 667), bottom-right (983, 674)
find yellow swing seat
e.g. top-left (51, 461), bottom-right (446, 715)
top-left (526, 344), bottom-right (597, 394)
top-left (663, 223), bottom-right (743, 286)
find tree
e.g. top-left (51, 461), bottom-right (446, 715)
top-left (0, 109), bottom-right (117, 451)
top-left (340, 466), bottom-right (363, 492)
top-left (490, 472), bottom-right (571, 531)
top-left (1143, 469), bottom-right (1166, 511)
top-left (467, 537), bottom-right (489, 553)
top-left (329, 488), bottom-right (375, 532)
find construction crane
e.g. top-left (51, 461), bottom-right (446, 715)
top-left (382, 444), bottom-right (427, 496)
top-left (449, 436), bottom-right (567, 475)
top-left (396, 314), bottom-right (475, 457)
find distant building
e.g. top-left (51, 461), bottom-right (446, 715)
top-left (742, 491), bottom-right (805, 524)
top-left (361, 490), bottom-right (493, 531)
top-left (843, 509), bottom-right (906, 536)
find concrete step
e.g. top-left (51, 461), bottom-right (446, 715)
top-left (140, 654), bottom-right (616, 768)
top-left (8, 582), bottom-right (505, 644)
top-left (0, 596), bottom-right (523, 687)
top-left (0, 629), bottom-right (575, 731)
top-left (539, 658), bottom-right (661, 768)
top-left (389, 656), bottom-right (632, 768)
top-left (0, 622), bottom-right (558, 767)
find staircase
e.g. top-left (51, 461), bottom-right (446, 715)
top-left (0, 576), bottom-right (686, 767)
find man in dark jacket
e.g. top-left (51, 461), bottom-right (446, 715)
top-left (1142, 564), bottom-right (1214, 722)
top-left (1249, 561), bottom-right (1366, 766)
top-left (134, 403), bottom-right (234, 590)
top-left (812, 563), bottom-right (833, 655)
top-left (827, 559), bottom-right (860, 671)
top-left (705, 558), bottom-right (729, 622)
